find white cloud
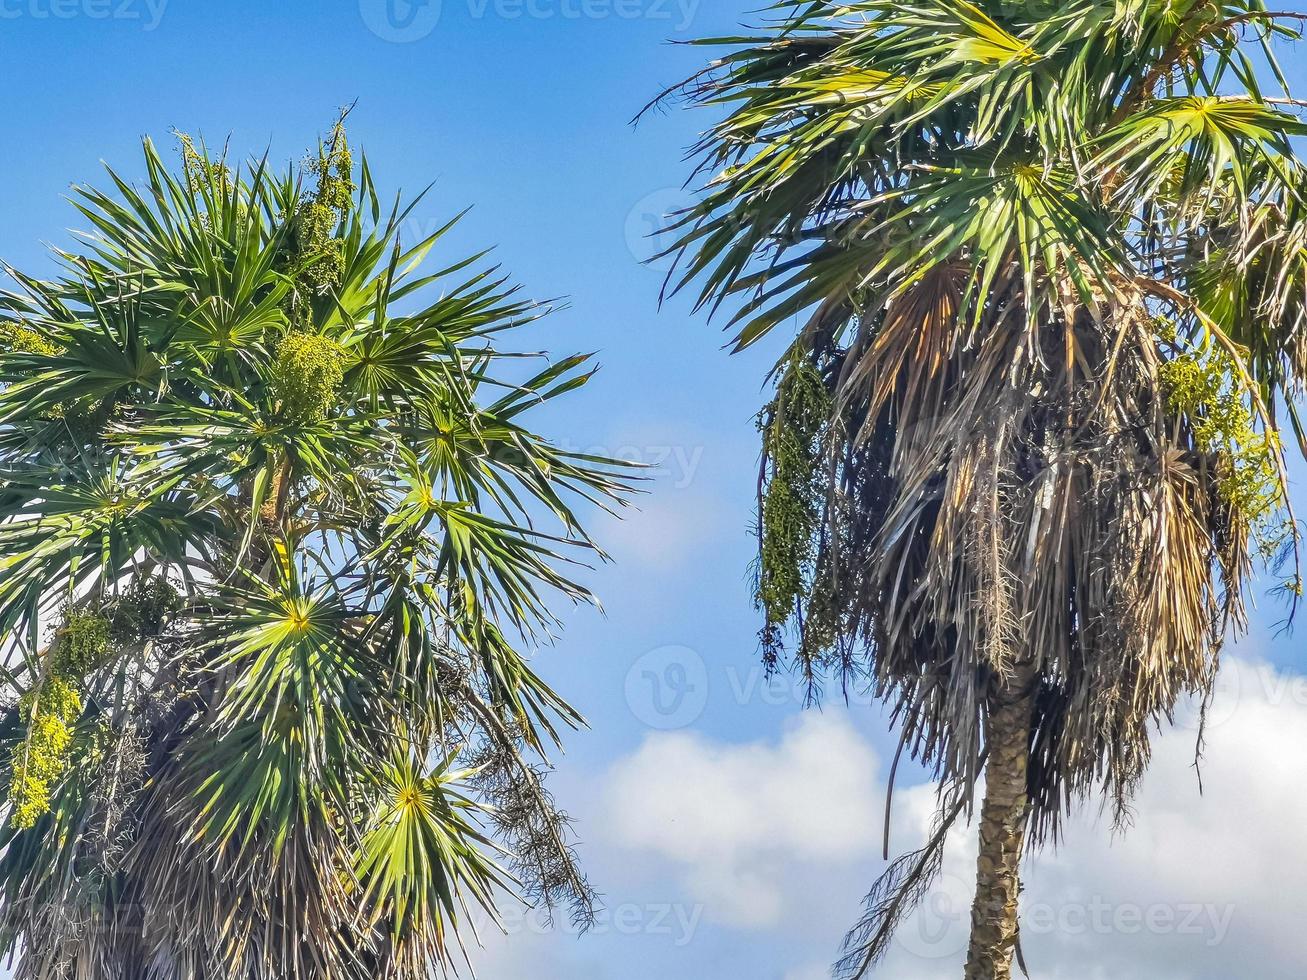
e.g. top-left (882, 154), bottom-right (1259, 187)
top-left (599, 656), bottom-right (1307, 979)
top-left (601, 712), bottom-right (882, 928)
top-left (1006, 655), bottom-right (1307, 979)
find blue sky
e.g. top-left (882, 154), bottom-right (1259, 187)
top-left (3, 3), bottom-right (1307, 979)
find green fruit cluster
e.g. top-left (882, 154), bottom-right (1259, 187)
top-left (287, 122), bottom-right (354, 312)
top-left (757, 355), bottom-right (832, 637)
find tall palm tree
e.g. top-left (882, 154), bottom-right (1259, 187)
top-left (0, 121), bottom-right (630, 978)
top-left (655, 2), bottom-right (1307, 976)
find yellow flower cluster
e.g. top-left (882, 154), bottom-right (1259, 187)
top-left (1160, 351), bottom-right (1283, 537)
top-left (7, 612), bottom-right (109, 829)
top-left (272, 331), bottom-right (348, 424)
top-left (10, 677), bottom-right (83, 829)
top-left (0, 323), bottom-right (58, 356)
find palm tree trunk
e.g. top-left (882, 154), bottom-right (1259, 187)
top-left (963, 665), bottom-right (1036, 980)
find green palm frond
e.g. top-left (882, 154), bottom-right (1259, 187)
top-left (355, 752), bottom-right (510, 974)
top-left (0, 119), bottom-right (633, 979)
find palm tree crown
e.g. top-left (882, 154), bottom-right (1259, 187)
top-left (658, 1), bottom-right (1307, 975)
top-left (0, 121), bottom-right (630, 978)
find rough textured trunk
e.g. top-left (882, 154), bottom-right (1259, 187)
top-left (963, 665), bottom-right (1036, 980)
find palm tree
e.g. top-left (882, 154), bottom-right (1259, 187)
top-left (0, 119), bottom-right (631, 978)
top-left (654, 2), bottom-right (1307, 976)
